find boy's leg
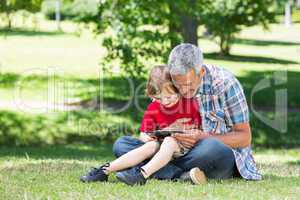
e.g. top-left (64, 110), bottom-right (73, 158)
top-left (141, 137), bottom-right (180, 178)
top-left (112, 136), bottom-right (183, 179)
top-left (173, 137), bottom-right (236, 179)
top-left (106, 141), bottom-right (159, 173)
top-left (80, 136), bottom-right (151, 182)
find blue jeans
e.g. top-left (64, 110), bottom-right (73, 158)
top-left (112, 136), bottom-right (238, 180)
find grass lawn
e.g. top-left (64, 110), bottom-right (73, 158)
top-left (0, 22), bottom-right (300, 78)
top-left (1, 18), bottom-right (300, 199)
top-left (0, 144), bottom-right (299, 200)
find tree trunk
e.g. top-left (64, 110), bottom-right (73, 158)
top-left (168, 22), bottom-right (181, 49)
top-left (295, 0), bottom-right (300, 8)
top-left (168, 1), bottom-right (199, 47)
top-left (285, 1), bottom-right (292, 27)
top-left (219, 34), bottom-right (231, 56)
top-left (179, 0), bottom-right (198, 46)
top-left (168, 3), bottom-right (182, 48)
top-left (180, 15), bottom-right (198, 46)
top-left (6, 12), bottom-right (12, 29)
top-left (55, 0), bottom-right (61, 31)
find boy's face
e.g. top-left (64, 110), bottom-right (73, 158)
top-left (154, 89), bottom-right (179, 108)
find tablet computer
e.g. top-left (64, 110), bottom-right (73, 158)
top-left (148, 130), bottom-right (184, 138)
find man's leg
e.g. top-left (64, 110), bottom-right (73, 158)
top-left (112, 135), bottom-right (144, 158)
top-left (112, 135), bottom-right (183, 179)
top-left (173, 137), bottom-right (237, 179)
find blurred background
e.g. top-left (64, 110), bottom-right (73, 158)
top-left (0, 0), bottom-right (299, 148)
top-left (1, 1), bottom-right (300, 199)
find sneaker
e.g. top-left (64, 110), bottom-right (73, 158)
top-left (116, 167), bottom-right (147, 186)
top-left (80, 163), bottom-right (110, 182)
top-left (179, 167), bottom-right (207, 185)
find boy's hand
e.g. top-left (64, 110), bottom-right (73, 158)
top-left (139, 132), bottom-right (157, 143)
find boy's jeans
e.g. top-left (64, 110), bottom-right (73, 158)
top-left (112, 136), bottom-right (238, 180)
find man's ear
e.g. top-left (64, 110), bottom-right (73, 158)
top-left (200, 66), bottom-right (205, 76)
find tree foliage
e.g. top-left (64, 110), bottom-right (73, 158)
top-left (42, 0), bottom-right (99, 22)
top-left (96, 0), bottom-right (209, 78)
top-left (0, 0), bottom-right (43, 28)
top-left (202, 0), bottom-right (277, 55)
top-left (94, 0), bottom-right (277, 77)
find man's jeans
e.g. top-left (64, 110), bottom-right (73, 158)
top-left (112, 136), bottom-right (238, 180)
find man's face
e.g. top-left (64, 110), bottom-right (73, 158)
top-left (171, 68), bottom-right (203, 98)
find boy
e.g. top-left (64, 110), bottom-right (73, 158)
top-left (80, 65), bottom-right (206, 185)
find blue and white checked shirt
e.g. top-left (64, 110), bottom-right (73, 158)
top-left (195, 64), bottom-right (262, 180)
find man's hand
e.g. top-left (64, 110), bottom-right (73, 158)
top-left (173, 129), bottom-right (209, 148)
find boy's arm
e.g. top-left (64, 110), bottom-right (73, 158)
top-left (139, 103), bottom-right (157, 142)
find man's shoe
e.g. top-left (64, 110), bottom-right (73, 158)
top-left (80, 163), bottom-right (109, 182)
top-left (116, 167), bottom-right (147, 186)
top-left (179, 167), bottom-right (207, 185)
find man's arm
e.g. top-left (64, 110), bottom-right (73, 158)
top-left (173, 122), bottom-right (251, 148)
top-left (210, 122), bottom-right (251, 148)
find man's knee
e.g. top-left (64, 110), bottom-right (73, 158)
top-left (174, 137), bottom-right (235, 178)
top-left (198, 138), bottom-right (236, 179)
top-left (112, 135), bottom-right (142, 158)
top-left (195, 137), bottom-right (232, 157)
top-left (181, 137), bottom-right (234, 165)
top-left (195, 137), bottom-right (235, 168)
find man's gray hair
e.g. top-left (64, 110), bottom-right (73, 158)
top-left (167, 43), bottom-right (203, 75)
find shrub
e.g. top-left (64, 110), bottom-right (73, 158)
top-left (0, 110), bottom-right (136, 146)
top-left (41, 0), bottom-right (98, 22)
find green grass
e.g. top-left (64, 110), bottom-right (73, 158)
top-left (0, 144), bottom-right (299, 200)
top-left (0, 28), bottom-right (104, 78)
top-left (1, 23), bottom-right (300, 78)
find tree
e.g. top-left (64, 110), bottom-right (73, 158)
top-left (0, 0), bottom-right (42, 29)
top-left (95, 0), bottom-right (211, 79)
top-left (41, 0), bottom-right (99, 23)
top-left (95, 0), bottom-right (277, 77)
top-left (201, 0), bottom-right (276, 55)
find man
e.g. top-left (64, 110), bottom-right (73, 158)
top-left (166, 43), bottom-right (261, 180)
top-left (112, 43), bottom-right (262, 184)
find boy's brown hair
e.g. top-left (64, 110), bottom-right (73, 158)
top-left (145, 65), bottom-right (178, 97)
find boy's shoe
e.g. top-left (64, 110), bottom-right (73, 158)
top-left (116, 167), bottom-right (147, 186)
top-left (80, 163), bottom-right (110, 182)
top-left (179, 167), bottom-right (207, 185)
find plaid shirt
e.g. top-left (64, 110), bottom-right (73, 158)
top-left (195, 64), bottom-right (262, 180)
